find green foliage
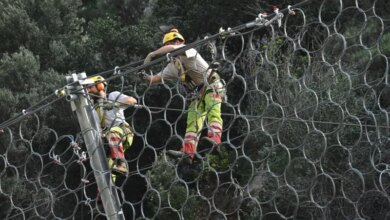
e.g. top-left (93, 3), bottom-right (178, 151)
top-left (0, 47), bottom-right (69, 131)
top-left (0, 47), bottom-right (40, 92)
top-left (0, 176), bottom-right (34, 214)
top-left (84, 17), bottom-right (155, 70)
top-left (0, 0), bottom-right (41, 54)
top-left (0, 89), bottom-right (18, 122)
top-left (0, 47), bottom-right (62, 99)
top-left (379, 32), bottom-right (390, 57)
top-left (207, 150), bottom-right (232, 172)
top-left (0, 0), bottom-right (85, 72)
top-left (148, 155), bottom-right (176, 190)
top-left (146, 155), bottom-right (187, 218)
top-left (0, 1), bottom-right (389, 219)
top-left (149, 0), bottom-right (255, 42)
top-left (80, 0), bottom-right (148, 25)
top-left (181, 196), bottom-right (210, 220)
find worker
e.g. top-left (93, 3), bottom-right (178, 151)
top-left (141, 28), bottom-right (226, 163)
top-left (83, 75), bottom-right (137, 174)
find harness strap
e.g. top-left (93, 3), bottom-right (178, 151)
top-left (175, 59), bottom-right (186, 82)
top-left (174, 58), bottom-right (200, 94)
top-left (96, 107), bottom-right (106, 128)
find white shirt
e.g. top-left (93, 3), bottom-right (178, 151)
top-left (156, 48), bottom-right (210, 86)
top-left (102, 91), bottom-right (129, 128)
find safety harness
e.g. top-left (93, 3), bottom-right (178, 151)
top-left (96, 105), bottom-right (133, 148)
top-left (175, 59), bottom-right (200, 98)
top-left (173, 58), bottom-right (226, 100)
top-left (174, 58), bottom-right (225, 100)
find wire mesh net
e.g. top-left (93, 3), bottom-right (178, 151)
top-left (1, 0), bottom-right (390, 219)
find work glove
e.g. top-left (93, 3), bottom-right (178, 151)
top-left (144, 53), bottom-right (155, 65)
top-left (102, 101), bottom-right (121, 110)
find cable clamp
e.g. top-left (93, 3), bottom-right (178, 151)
top-left (84, 198), bottom-right (91, 205)
top-left (255, 12), bottom-right (268, 25)
top-left (288, 5), bottom-right (296, 15)
top-left (53, 154), bottom-right (61, 164)
top-left (114, 66), bottom-right (120, 75)
top-left (218, 27), bottom-right (235, 39)
top-left (166, 53), bottom-right (173, 62)
top-left (79, 151), bottom-right (87, 162)
top-left (273, 6), bottom-right (283, 27)
top-left (55, 89), bottom-right (66, 97)
top-left (71, 142), bottom-right (80, 150)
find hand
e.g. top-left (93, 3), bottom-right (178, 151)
top-left (98, 90), bottom-right (106, 99)
top-left (102, 101), bottom-right (120, 110)
top-left (143, 52), bottom-right (155, 65)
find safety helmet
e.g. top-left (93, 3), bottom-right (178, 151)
top-left (110, 127), bottom-right (123, 136)
top-left (162, 30), bottom-right (185, 45)
top-left (82, 75), bottom-right (107, 91)
top-left (89, 75), bottom-right (106, 84)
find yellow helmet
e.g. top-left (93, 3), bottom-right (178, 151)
top-left (162, 30), bottom-right (185, 45)
top-left (82, 75), bottom-right (107, 91)
top-left (88, 75), bottom-right (106, 84)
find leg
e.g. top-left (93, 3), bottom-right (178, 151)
top-left (181, 99), bottom-right (206, 159)
top-left (106, 131), bottom-right (125, 159)
top-left (121, 125), bottom-right (134, 151)
top-left (106, 127), bottom-right (128, 175)
top-left (204, 82), bottom-right (224, 144)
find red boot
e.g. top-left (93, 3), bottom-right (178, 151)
top-left (108, 136), bottom-right (127, 174)
top-left (108, 136), bottom-right (125, 159)
top-left (199, 130), bottom-right (222, 155)
top-left (167, 141), bottom-right (196, 164)
top-left (207, 131), bottom-right (221, 145)
top-left (207, 122), bottom-right (222, 144)
top-left (181, 141), bottom-right (196, 160)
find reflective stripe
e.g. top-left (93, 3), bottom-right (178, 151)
top-left (109, 125), bottom-right (133, 148)
top-left (209, 121), bottom-right (222, 132)
top-left (184, 132), bottom-right (198, 145)
top-left (184, 132), bottom-right (198, 140)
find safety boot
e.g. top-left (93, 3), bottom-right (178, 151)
top-left (167, 150), bottom-right (185, 158)
top-left (199, 136), bottom-right (221, 155)
top-left (111, 159), bottom-right (128, 175)
top-left (166, 150), bottom-right (193, 165)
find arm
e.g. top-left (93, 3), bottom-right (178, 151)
top-left (146, 44), bottom-right (184, 61)
top-left (141, 57), bottom-right (178, 85)
top-left (141, 62), bottom-right (177, 84)
top-left (121, 95), bottom-right (137, 106)
top-left (143, 74), bottom-right (162, 84)
top-left (108, 91), bottom-right (137, 107)
top-left (152, 45), bottom-right (182, 56)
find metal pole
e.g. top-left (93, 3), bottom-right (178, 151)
top-left (66, 72), bottom-right (125, 220)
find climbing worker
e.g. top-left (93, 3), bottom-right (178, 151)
top-left (141, 28), bottom-right (226, 163)
top-left (82, 75), bottom-right (137, 175)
